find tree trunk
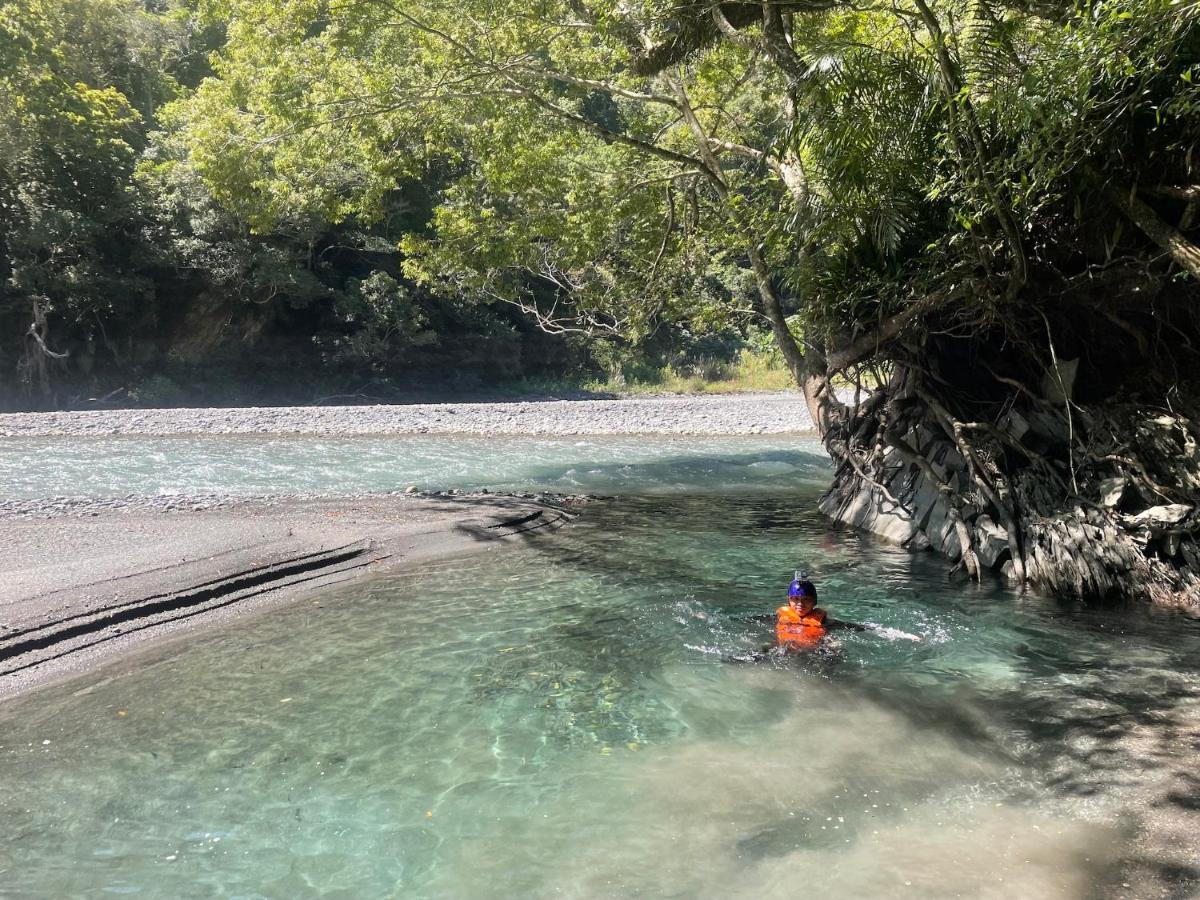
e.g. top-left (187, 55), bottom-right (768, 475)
top-left (1106, 185), bottom-right (1200, 280)
top-left (19, 299), bottom-right (68, 407)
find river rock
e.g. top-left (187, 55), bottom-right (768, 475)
top-left (0, 393), bottom-right (839, 438)
top-left (1128, 504), bottom-right (1193, 530)
top-left (1098, 477), bottom-right (1126, 508)
top-left (973, 515), bottom-right (1010, 569)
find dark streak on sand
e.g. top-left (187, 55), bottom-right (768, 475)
top-left (0, 492), bottom-right (579, 703)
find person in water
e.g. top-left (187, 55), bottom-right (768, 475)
top-left (773, 571), bottom-right (865, 652)
top-left (723, 569), bottom-right (909, 664)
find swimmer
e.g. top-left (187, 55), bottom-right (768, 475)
top-left (774, 570), bottom-right (865, 651)
top-left (722, 569), bottom-right (923, 663)
top-left (724, 571), bottom-right (866, 663)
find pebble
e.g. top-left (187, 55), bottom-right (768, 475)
top-left (0, 488), bottom-right (602, 519)
top-left (0, 393), bottom-right (818, 438)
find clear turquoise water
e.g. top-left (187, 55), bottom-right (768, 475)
top-left (0, 434), bottom-right (828, 498)
top-left (2, 441), bottom-right (1199, 898)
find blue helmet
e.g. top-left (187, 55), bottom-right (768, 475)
top-left (788, 570), bottom-right (813, 599)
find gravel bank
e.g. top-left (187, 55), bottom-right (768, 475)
top-left (0, 487), bottom-right (558, 519)
top-left (0, 392), bottom-right (815, 437)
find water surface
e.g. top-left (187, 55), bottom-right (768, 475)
top-left (0, 434), bottom-right (827, 498)
top-left (3, 484), bottom-right (1198, 897)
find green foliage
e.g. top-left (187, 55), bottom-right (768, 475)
top-left (4, 0), bottom-right (1198, 409)
top-left (1, 0), bottom-right (600, 406)
top-left (1, 0), bottom-right (152, 307)
top-left (172, 0), bottom-right (772, 342)
top-left (322, 271), bottom-right (435, 370)
top-left (0, 0), bottom-right (213, 393)
top-left (170, 0), bottom-right (1200, 376)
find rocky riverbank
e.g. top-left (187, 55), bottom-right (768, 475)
top-left (0, 392), bottom-right (815, 437)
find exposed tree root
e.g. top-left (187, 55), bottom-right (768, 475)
top-left (817, 349), bottom-right (1200, 610)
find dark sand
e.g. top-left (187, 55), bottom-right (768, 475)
top-left (0, 493), bottom-right (574, 702)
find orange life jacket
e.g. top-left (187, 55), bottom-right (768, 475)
top-left (775, 605), bottom-right (828, 648)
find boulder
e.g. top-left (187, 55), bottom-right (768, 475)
top-left (819, 471), bottom-right (928, 550)
top-left (1128, 504), bottom-right (1193, 528)
top-left (923, 496), bottom-right (951, 554)
top-left (1123, 504), bottom-right (1195, 553)
top-left (875, 509), bottom-right (924, 547)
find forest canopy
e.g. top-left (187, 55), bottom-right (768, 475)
top-left (1, 0), bottom-right (737, 408)
top-left (175, 0), bottom-right (1199, 380)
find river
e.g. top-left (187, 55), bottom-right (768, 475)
top-left (1, 434), bottom-right (1197, 897)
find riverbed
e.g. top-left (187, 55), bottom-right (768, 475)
top-left (1, 416), bottom-right (1197, 898)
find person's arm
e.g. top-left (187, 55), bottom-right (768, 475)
top-left (740, 612), bottom-right (776, 624)
top-left (826, 618), bottom-right (867, 632)
top-left (732, 611), bottom-right (780, 624)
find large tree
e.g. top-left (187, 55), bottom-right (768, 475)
top-left (179, 0), bottom-right (1200, 606)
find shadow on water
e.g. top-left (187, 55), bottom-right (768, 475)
top-left (988, 612), bottom-right (1200, 897)
top-left (526, 490), bottom-right (1200, 895)
top-left (528, 492), bottom-right (839, 595)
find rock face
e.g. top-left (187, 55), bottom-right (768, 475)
top-left (819, 428), bottom-right (973, 563)
top-left (816, 367), bottom-right (1200, 609)
top-left (818, 448), bottom-right (931, 552)
top-left (973, 516), bottom-right (1010, 569)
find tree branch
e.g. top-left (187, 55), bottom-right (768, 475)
top-left (378, 8), bottom-right (713, 176)
top-left (1106, 184), bottom-right (1200, 281)
top-left (1149, 184), bottom-right (1200, 202)
top-left (515, 66), bottom-right (681, 108)
top-left (825, 294), bottom-right (947, 372)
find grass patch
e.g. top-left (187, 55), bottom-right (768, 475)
top-left (495, 351), bottom-right (796, 397)
top-left (605, 350), bottom-right (795, 394)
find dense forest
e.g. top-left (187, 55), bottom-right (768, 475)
top-left (4, 0), bottom-right (1200, 604)
top-left (0, 0), bottom-right (754, 409)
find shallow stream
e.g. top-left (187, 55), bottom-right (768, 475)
top-left (0, 434), bottom-right (829, 498)
top-left (2, 435), bottom-right (1199, 898)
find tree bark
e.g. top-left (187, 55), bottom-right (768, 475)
top-left (22, 299), bottom-right (68, 402)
